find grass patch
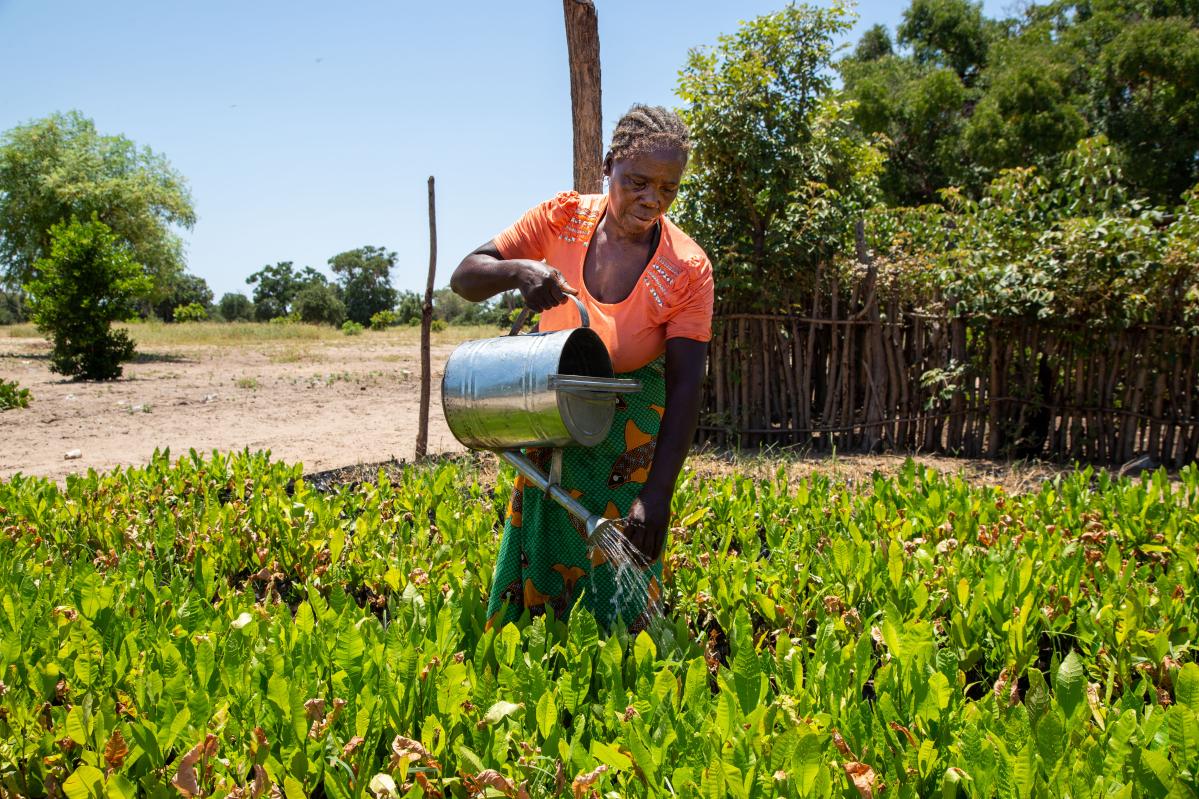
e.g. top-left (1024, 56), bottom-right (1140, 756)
top-left (234, 377), bottom-right (260, 390)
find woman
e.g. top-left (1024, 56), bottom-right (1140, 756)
top-left (450, 104), bottom-right (713, 631)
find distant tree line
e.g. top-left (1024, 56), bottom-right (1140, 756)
top-left (0, 111), bottom-right (514, 378)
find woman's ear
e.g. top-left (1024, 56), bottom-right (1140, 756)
top-left (602, 152), bottom-right (613, 176)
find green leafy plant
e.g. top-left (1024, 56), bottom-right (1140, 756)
top-left (0, 377), bottom-right (30, 409)
top-left (341, 320), bottom-right (364, 336)
top-left (172, 301), bottom-right (208, 322)
top-left (369, 309), bottom-right (399, 330)
top-left (0, 451), bottom-right (1195, 797)
top-left (24, 215), bottom-right (152, 379)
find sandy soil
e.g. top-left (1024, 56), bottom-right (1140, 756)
top-left (1, 332), bottom-right (468, 483)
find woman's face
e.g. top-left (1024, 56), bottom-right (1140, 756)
top-left (603, 144), bottom-right (687, 237)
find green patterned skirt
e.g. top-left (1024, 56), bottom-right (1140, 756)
top-left (486, 360), bottom-right (665, 632)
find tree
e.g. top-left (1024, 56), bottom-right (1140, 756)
top-left (293, 283), bottom-right (345, 326)
top-left (217, 292), bottom-right (255, 322)
top-left (0, 111), bottom-right (195, 299)
top-left (151, 272), bottom-right (213, 321)
top-left (674, 4), bottom-right (884, 306)
top-left (328, 245), bottom-right (397, 325)
top-left (246, 262), bottom-right (329, 320)
top-left (854, 23), bottom-right (894, 60)
top-left (25, 216), bottom-right (151, 379)
top-left (897, 0), bottom-right (993, 83)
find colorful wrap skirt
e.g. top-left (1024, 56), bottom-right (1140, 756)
top-left (486, 360), bottom-right (665, 632)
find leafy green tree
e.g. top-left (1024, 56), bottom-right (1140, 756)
top-left (293, 282), bottom-right (345, 327)
top-left (246, 262), bottom-right (329, 321)
top-left (854, 23), bottom-right (894, 60)
top-left (840, 54), bottom-right (972, 203)
top-left (328, 245), bottom-right (397, 325)
top-left (897, 0), bottom-right (994, 83)
top-left (394, 290), bottom-right (423, 325)
top-left (0, 289), bottom-right (26, 324)
top-left (1097, 16), bottom-right (1199, 201)
top-left (0, 111), bottom-right (195, 299)
top-left (963, 40), bottom-right (1087, 170)
top-left (25, 216), bottom-right (152, 379)
top-left (151, 272), bottom-right (213, 321)
top-left (246, 261), bottom-right (299, 321)
top-left (217, 292), bottom-right (255, 322)
top-left (675, 3), bottom-right (884, 305)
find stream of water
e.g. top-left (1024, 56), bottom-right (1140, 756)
top-left (587, 521), bottom-right (665, 631)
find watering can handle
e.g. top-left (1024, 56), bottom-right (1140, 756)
top-left (508, 294), bottom-right (589, 336)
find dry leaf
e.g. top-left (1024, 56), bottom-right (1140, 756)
top-left (172, 734), bottom-right (218, 797)
top-left (844, 761), bottom-right (879, 799)
top-left (413, 772), bottom-right (444, 798)
top-left (390, 735), bottom-right (442, 771)
top-left (104, 728), bottom-right (129, 771)
top-left (463, 769), bottom-right (530, 799)
top-left (571, 764), bottom-right (609, 799)
top-left (887, 721), bottom-right (918, 747)
top-left (831, 730), bottom-right (856, 759)
top-left (251, 764), bottom-right (269, 799)
top-left (303, 698), bottom-right (325, 720)
top-left (342, 736), bottom-right (365, 758)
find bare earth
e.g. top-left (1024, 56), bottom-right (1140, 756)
top-left (2, 325), bottom-right (1072, 491)
top-left (1, 329), bottom-right (469, 483)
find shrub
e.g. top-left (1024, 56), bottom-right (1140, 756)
top-left (24, 216), bottom-right (151, 379)
top-left (172, 302), bottom-right (208, 322)
top-left (293, 283), bottom-right (345, 327)
top-left (341, 320), bottom-right (364, 336)
top-left (0, 378), bottom-right (30, 410)
top-left (369, 309), bottom-right (399, 330)
top-left (431, 319), bottom-right (447, 333)
top-left (218, 292), bottom-right (255, 322)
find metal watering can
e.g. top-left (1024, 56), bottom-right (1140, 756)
top-left (441, 296), bottom-right (640, 540)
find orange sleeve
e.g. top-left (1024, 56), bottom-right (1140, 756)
top-left (666, 256), bottom-right (715, 342)
top-left (493, 191), bottom-right (579, 261)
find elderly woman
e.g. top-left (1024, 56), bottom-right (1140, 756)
top-left (451, 104), bottom-right (713, 631)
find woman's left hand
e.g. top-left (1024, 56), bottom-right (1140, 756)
top-left (624, 487), bottom-right (671, 562)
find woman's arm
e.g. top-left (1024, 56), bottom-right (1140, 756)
top-left (451, 241), bottom-right (577, 311)
top-left (624, 337), bottom-right (708, 561)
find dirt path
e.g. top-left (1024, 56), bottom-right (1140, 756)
top-left (1, 332), bottom-right (467, 483)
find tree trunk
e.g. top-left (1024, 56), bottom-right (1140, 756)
top-left (562, 0), bottom-right (603, 194)
top-left (416, 176), bottom-right (437, 460)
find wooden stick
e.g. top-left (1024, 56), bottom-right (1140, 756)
top-left (562, 0), bottom-right (603, 194)
top-left (415, 176), bottom-right (437, 460)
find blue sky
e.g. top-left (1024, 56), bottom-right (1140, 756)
top-left (0, 1), bottom-right (1007, 299)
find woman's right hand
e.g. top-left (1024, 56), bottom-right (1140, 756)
top-left (514, 261), bottom-right (579, 312)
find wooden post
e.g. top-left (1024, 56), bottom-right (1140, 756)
top-left (416, 176), bottom-right (437, 460)
top-left (562, 0), bottom-right (603, 194)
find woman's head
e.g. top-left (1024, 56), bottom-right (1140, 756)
top-left (603, 105), bottom-right (691, 235)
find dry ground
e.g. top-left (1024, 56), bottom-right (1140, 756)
top-left (2, 322), bottom-right (1081, 491)
top-left (0, 322), bottom-right (492, 483)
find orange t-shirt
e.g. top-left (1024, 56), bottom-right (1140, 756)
top-left (493, 191), bottom-right (714, 374)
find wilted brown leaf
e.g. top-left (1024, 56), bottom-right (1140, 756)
top-left (390, 735), bottom-right (442, 771)
top-left (172, 734), bottom-right (218, 797)
top-left (571, 764), bottom-right (609, 799)
top-left (844, 761), bottom-right (879, 799)
top-left (104, 728), bottom-right (129, 771)
top-left (463, 769), bottom-right (529, 799)
top-left (888, 721), bottom-right (917, 747)
top-left (342, 736), bottom-right (365, 758)
top-left (304, 698), bottom-right (326, 720)
top-left (831, 730), bottom-right (856, 759)
top-left (251, 764), bottom-right (270, 799)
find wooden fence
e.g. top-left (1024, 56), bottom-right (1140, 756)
top-left (700, 266), bottom-right (1199, 466)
